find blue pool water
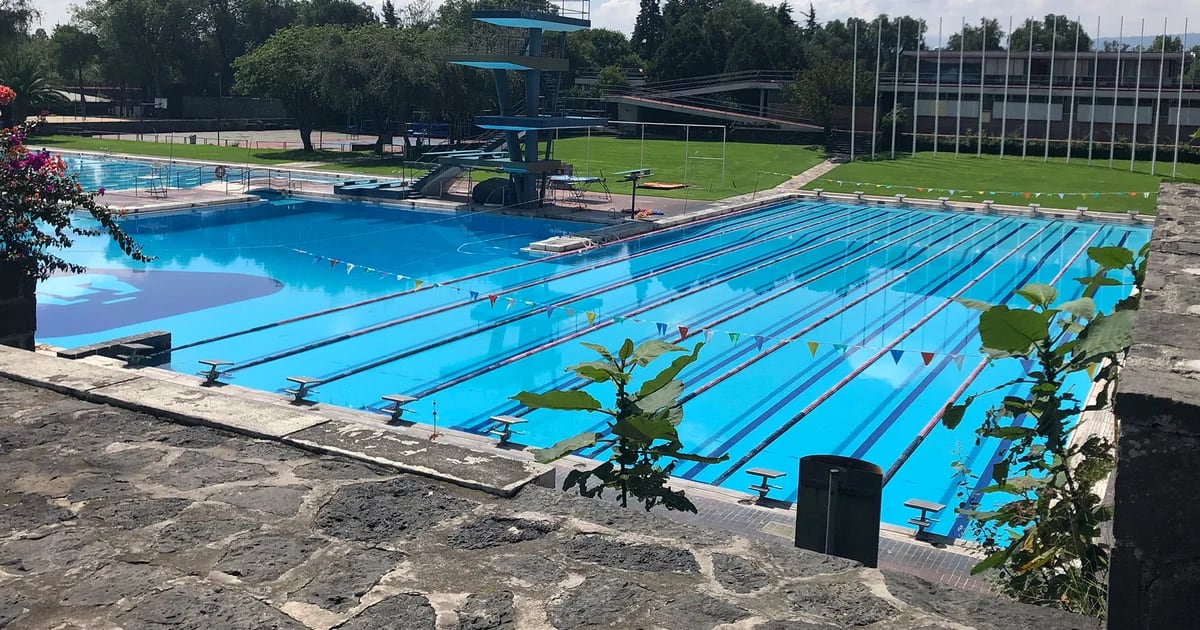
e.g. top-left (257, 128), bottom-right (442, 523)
top-left (61, 155), bottom-right (343, 192)
top-left (40, 195), bottom-right (1148, 534)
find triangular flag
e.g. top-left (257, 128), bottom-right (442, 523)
top-left (917, 187), bottom-right (925, 192)
top-left (362, 266), bottom-right (373, 274)
top-left (948, 189), bottom-right (955, 195)
top-left (1142, 192), bottom-right (1150, 199)
top-left (345, 263), bottom-right (355, 274)
top-left (988, 191), bottom-right (996, 196)
top-left (1129, 191), bottom-right (1137, 197)
top-left (1023, 192), bottom-right (1031, 199)
top-left (678, 325), bottom-right (690, 340)
top-left (1011, 192), bottom-right (1019, 198)
top-left (920, 351), bottom-right (935, 365)
top-left (469, 291), bottom-right (479, 301)
top-left (953, 355), bottom-right (965, 370)
top-left (753, 335), bottom-right (766, 350)
top-left (704, 329), bottom-right (714, 342)
top-left (656, 322), bottom-right (668, 335)
top-left (806, 341), bottom-right (819, 357)
top-left (329, 259), bottom-right (338, 268)
top-left (378, 271), bottom-right (388, 279)
top-left (586, 311), bottom-right (597, 325)
top-left (396, 274), bottom-right (405, 281)
top-left (1034, 192), bottom-right (1042, 198)
top-left (414, 279), bottom-right (424, 289)
top-left (833, 343), bottom-right (847, 353)
top-left (1086, 363), bottom-right (1097, 379)
top-left (729, 332), bottom-right (741, 345)
top-left (488, 295), bottom-right (498, 306)
top-left (525, 300), bottom-right (535, 306)
top-left (546, 305), bottom-right (556, 318)
top-left (613, 315), bottom-right (626, 324)
top-left (1092, 192), bottom-right (1100, 198)
top-left (506, 297), bottom-right (516, 310)
top-left (890, 349), bottom-right (904, 364)
top-left (977, 191), bottom-right (984, 196)
top-left (1057, 193), bottom-right (1065, 199)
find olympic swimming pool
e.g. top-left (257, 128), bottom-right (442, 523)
top-left (39, 194), bottom-right (1148, 535)
top-left (59, 154), bottom-right (344, 192)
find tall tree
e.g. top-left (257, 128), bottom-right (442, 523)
top-left (1149, 35), bottom-right (1183, 53)
top-left (946, 18), bottom-right (1004, 51)
top-left (381, 0), bottom-right (398, 27)
top-left (298, 0), bottom-right (375, 27)
top-left (1010, 15), bottom-right (1092, 52)
top-left (631, 0), bottom-right (666, 61)
top-left (0, 0), bottom-right (36, 53)
top-left (234, 25), bottom-right (341, 150)
top-left (48, 25), bottom-right (100, 118)
top-left (76, 0), bottom-right (205, 97)
top-left (783, 53), bottom-right (872, 133)
top-left (775, 2), bottom-right (794, 29)
top-left (801, 2), bottom-right (816, 34)
top-left (0, 53), bottom-right (65, 125)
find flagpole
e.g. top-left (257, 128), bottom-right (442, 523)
top-left (1066, 17), bottom-right (1080, 163)
top-left (955, 18), bottom-right (965, 155)
top-left (1022, 17), bottom-right (1033, 160)
top-left (1044, 17), bottom-right (1057, 162)
top-left (911, 21), bottom-right (921, 157)
top-left (1131, 18), bottom-right (1144, 172)
top-left (1110, 17), bottom-right (1123, 168)
top-left (1088, 16), bottom-right (1100, 164)
top-left (891, 17), bottom-right (902, 159)
top-left (977, 19), bottom-right (987, 156)
top-left (934, 18), bottom-right (942, 155)
top-left (1174, 20), bottom-right (1189, 177)
top-left (851, 20), bottom-right (858, 161)
top-left (999, 17), bottom-right (1013, 159)
top-left (872, 16), bottom-right (882, 159)
top-left (1151, 17), bottom-right (1167, 175)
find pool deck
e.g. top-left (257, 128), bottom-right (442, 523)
top-left (0, 345), bottom-right (989, 594)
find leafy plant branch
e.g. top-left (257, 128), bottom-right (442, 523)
top-left (513, 338), bottom-right (727, 513)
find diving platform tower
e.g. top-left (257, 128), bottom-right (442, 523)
top-left (447, 1), bottom-right (607, 206)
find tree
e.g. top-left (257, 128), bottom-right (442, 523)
top-left (775, 2), bottom-right (794, 29)
top-left (945, 245), bottom-right (1147, 617)
top-left (234, 25), bottom-right (341, 151)
top-left (515, 339), bottom-right (727, 513)
top-left (49, 25), bottom-right (100, 119)
top-left (76, 0), bottom-right (205, 97)
top-left (1010, 15), bottom-right (1092, 52)
top-left (0, 0), bottom-right (36, 53)
top-left (0, 54), bottom-right (64, 126)
top-left (319, 25), bottom-right (434, 154)
top-left (1149, 35), bottom-right (1183, 52)
top-left (596, 65), bottom-right (628, 90)
top-left (631, 0), bottom-right (666, 61)
top-left (381, 0), bottom-right (398, 27)
top-left (946, 18), bottom-right (1004, 51)
top-left (298, 0), bottom-right (375, 27)
top-left (783, 53), bottom-right (872, 133)
top-left (801, 2), bottom-right (816, 34)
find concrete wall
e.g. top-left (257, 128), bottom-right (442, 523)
top-left (1108, 183), bottom-right (1200, 628)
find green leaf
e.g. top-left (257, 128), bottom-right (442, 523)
top-left (1087, 246), bottom-right (1135, 270)
top-left (634, 379), bottom-right (684, 415)
top-left (512, 390), bottom-right (604, 412)
top-left (979, 306), bottom-right (1049, 355)
top-left (954, 297), bottom-right (993, 311)
top-left (941, 403), bottom-right (967, 430)
top-left (1073, 310), bottom-right (1136, 364)
top-left (650, 448), bottom-right (729, 464)
top-left (1074, 275), bottom-right (1121, 288)
top-left (987, 426), bottom-right (1037, 441)
top-left (637, 342), bottom-right (703, 399)
top-left (618, 338), bottom-right (634, 361)
top-left (613, 414), bottom-right (677, 445)
top-left (1015, 283), bottom-right (1057, 308)
top-left (631, 339), bottom-right (686, 367)
top-left (531, 431), bottom-right (602, 463)
top-left (971, 547), bottom-right (1013, 575)
top-left (569, 361), bottom-right (627, 384)
top-left (579, 342), bottom-right (614, 361)
top-left (1058, 297), bottom-right (1096, 320)
top-left (1019, 548), bottom-right (1059, 572)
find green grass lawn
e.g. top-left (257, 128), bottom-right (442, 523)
top-left (804, 153), bottom-right (1200, 214)
top-left (547, 136), bottom-right (826, 200)
top-left (30, 135), bottom-right (422, 177)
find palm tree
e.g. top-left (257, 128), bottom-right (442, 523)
top-left (0, 52), bottom-right (63, 127)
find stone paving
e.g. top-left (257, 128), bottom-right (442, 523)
top-left (0, 376), bottom-right (1101, 629)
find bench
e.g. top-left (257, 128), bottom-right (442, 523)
top-left (903, 498), bottom-right (946, 538)
top-left (283, 376), bottom-right (321, 403)
top-left (116, 343), bottom-right (155, 366)
top-left (486, 415), bottom-right (526, 445)
top-left (196, 359), bottom-right (233, 385)
top-left (380, 394), bottom-right (418, 423)
top-left (746, 467), bottom-right (787, 501)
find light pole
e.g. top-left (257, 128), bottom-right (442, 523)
top-left (215, 72), bottom-right (222, 145)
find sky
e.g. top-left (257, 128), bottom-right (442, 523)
top-left (31, 0), bottom-right (1198, 44)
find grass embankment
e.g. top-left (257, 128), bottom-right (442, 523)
top-left (36, 134), bottom-right (829, 200)
top-left (546, 136), bottom-right (826, 201)
top-left (803, 153), bottom-right (1200, 214)
top-left (31, 135), bottom-right (424, 177)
